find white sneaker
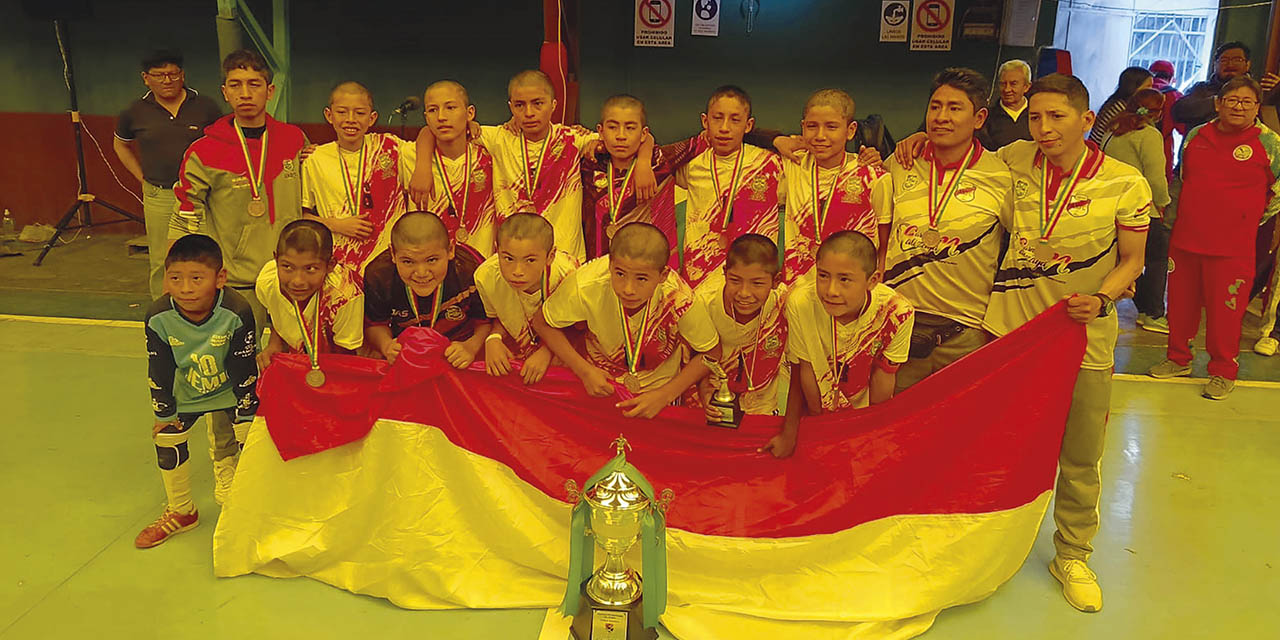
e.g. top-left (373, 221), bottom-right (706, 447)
top-left (212, 455), bottom-right (239, 505)
top-left (1254, 336), bottom-right (1278, 356)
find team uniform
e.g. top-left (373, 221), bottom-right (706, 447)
top-left (171, 115), bottom-right (309, 335)
top-left (780, 150), bottom-right (883, 283)
top-left (873, 140), bottom-right (1012, 389)
top-left (402, 140), bottom-right (499, 258)
top-left (542, 257), bottom-right (719, 393)
top-left (986, 139), bottom-right (1152, 564)
top-left (474, 250), bottom-right (580, 360)
top-left (301, 133), bottom-right (412, 278)
top-left (477, 124), bottom-right (598, 261)
top-left (675, 144), bottom-right (785, 287)
top-left (145, 289), bottom-right (259, 516)
top-left (692, 271), bottom-right (789, 415)
top-left (785, 281), bottom-right (914, 411)
top-left (1171, 121), bottom-right (1280, 376)
top-left (362, 245), bottom-right (488, 342)
top-left (255, 261), bottom-right (365, 354)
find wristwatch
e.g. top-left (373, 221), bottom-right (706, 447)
top-left (1093, 292), bottom-right (1115, 318)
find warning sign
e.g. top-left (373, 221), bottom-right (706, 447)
top-left (635, 0), bottom-right (675, 48)
top-left (880, 1), bottom-right (908, 42)
top-left (910, 0), bottom-right (953, 51)
top-left (692, 0), bottom-right (719, 37)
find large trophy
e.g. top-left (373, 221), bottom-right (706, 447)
top-left (704, 357), bottom-right (743, 429)
top-left (562, 437), bottom-right (673, 640)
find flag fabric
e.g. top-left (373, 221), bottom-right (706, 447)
top-left (213, 303), bottom-right (1085, 639)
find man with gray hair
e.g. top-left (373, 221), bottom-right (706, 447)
top-left (977, 59), bottom-right (1033, 150)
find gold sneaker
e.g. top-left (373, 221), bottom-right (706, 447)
top-left (1049, 556), bottom-right (1102, 612)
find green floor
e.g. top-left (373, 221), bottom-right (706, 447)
top-left (2, 317), bottom-right (1277, 638)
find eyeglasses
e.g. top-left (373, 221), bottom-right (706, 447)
top-left (1217, 56), bottom-right (1248, 64)
top-left (1222, 97), bottom-right (1259, 108)
top-left (145, 71), bottom-right (183, 82)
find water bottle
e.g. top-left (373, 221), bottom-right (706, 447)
top-left (2, 209), bottom-right (14, 237)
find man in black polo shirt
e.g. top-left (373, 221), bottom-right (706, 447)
top-left (113, 49), bottom-right (222, 298)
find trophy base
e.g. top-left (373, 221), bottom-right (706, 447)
top-left (570, 591), bottom-right (657, 640)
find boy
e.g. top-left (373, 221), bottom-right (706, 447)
top-left (984, 74), bottom-right (1150, 613)
top-left (675, 85), bottom-right (784, 287)
top-left (363, 211), bottom-right (489, 367)
top-left (171, 49), bottom-right (308, 338)
top-left (693, 233), bottom-right (789, 417)
top-left (136, 235), bottom-right (258, 548)
top-left (475, 213), bottom-right (580, 384)
top-left (780, 88), bottom-right (884, 282)
top-left (255, 219), bottom-right (364, 370)
top-left (532, 222), bottom-right (720, 419)
top-left (768, 231), bottom-right (914, 458)
top-left (301, 81), bottom-right (410, 278)
top-left (411, 70), bottom-right (598, 260)
top-left (401, 80), bottom-right (499, 257)
top-left (872, 68), bottom-right (1013, 391)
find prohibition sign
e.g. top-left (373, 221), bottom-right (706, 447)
top-left (915, 0), bottom-right (950, 32)
top-left (639, 0), bottom-right (673, 29)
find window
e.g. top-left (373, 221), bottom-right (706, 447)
top-left (1128, 12), bottom-right (1217, 93)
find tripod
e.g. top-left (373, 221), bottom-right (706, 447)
top-left (33, 18), bottom-right (144, 266)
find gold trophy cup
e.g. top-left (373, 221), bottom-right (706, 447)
top-left (704, 357), bottom-right (743, 429)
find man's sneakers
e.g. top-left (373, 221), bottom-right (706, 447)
top-left (213, 455), bottom-right (239, 505)
top-left (1135, 313), bottom-right (1169, 334)
top-left (134, 508), bottom-right (199, 549)
top-left (1147, 359), bottom-right (1191, 379)
top-left (1254, 336), bottom-right (1278, 356)
top-left (1049, 556), bottom-right (1102, 613)
top-left (1202, 375), bottom-right (1235, 400)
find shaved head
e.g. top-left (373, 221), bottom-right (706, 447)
top-left (391, 211), bottom-right (449, 250)
top-left (497, 213), bottom-right (554, 252)
top-left (816, 230), bottom-right (876, 275)
top-left (425, 79), bottom-right (470, 106)
top-left (508, 69), bottom-right (555, 100)
top-left (329, 80), bottom-right (373, 107)
top-left (608, 222), bottom-right (669, 270)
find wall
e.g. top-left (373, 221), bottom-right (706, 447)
top-left (1, 0), bottom-right (1059, 229)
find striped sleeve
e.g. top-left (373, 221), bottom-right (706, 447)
top-left (1257, 124), bottom-right (1280, 222)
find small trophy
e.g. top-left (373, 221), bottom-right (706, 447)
top-left (703, 357), bottom-right (743, 429)
top-left (563, 437), bottom-right (673, 640)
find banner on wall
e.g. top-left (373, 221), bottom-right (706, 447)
top-left (910, 0), bottom-right (954, 51)
top-left (635, 0), bottom-right (676, 48)
top-left (880, 1), bottom-right (909, 42)
top-left (692, 0), bottom-right (720, 37)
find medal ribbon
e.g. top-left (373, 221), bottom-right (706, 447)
top-left (731, 299), bottom-right (769, 392)
top-left (520, 130), bottom-right (553, 200)
top-left (619, 299), bottom-right (653, 374)
top-left (608, 158), bottom-right (638, 224)
top-left (810, 154), bottom-right (846, 246)
top-left (292, 294), bottom-right (321, 369)
top-left (1039, 149), bottom-right (1089, 241)
top-left (710, 149), bottom-right (745, 231)
top-left (405, 283), bottom-right (445, 328)
top-left (339, 143), bottom-right (366, 216)
top-left (926, 142), bottom-right (975, 231)
top-left (434, 144), bottom-right (471, 229)
top-left (233, 122), bottom-right (269, 201)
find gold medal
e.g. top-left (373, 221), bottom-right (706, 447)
top-left (305, 367), bottom-right (326, 388)
top-left (1034, 240), bottom-right (1054, 262)
top-left (605, 222), bottom-right (620, 239)
top-left (247, 197), bottom-right (267, 217)
top-left (455, 227), bottom-right (470, 243)
top-left (622, 372), bottom-right (641, 394)
top-left (717, 233), bottom-right (731, 250)
top-left (922, 228), bottom-right (942, 249)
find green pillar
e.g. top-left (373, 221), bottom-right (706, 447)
top-left (212, 0), bottom-right (292, 121)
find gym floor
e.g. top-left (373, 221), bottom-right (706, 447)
top-left (2, 235), bottom-right (1276, 638)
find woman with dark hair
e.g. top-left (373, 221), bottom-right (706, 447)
top-left (1100, 88), bottom-right (1170, 332)
top-left (1089, 66), bottom-right (1154, 144)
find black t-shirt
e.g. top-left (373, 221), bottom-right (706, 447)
top-left (363, 245), bottom-right (487, 340)
top-left (115, 88), bottom-right (223, 187)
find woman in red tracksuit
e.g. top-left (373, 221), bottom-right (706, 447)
top-left (1148, 76), bottom-right (1280, 399)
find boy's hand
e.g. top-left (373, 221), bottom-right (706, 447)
top-left (581, 139), bottom-right (604, 160)
top-left (759, 430), bottom-right (797, 458)
top-left (579, 365), bottom-right (617, 397)
top-left (484, 337), bottom-right (513, 376)
top-left (633, 162), bottom-right (658, 202)
top-left (501, 117), bottom-right (519, 134)
top-left (408, 169), bottom-right (434, 208)
top-left (383, 339), bottom-right (404, 365)
top-left (773, 135), bottom-right (804, 162)
top-left (858, 145), bottom-right (884, 170)
top-left (444, 340), bottom-right (478, 369)
top-left (255, 343), bottom-right (281, 372)
top-left (468, 121), bottom-right (483, 141)
top-left (701, 384), bottom-right (722, 423)
top-left (617, 388), bottom-right (671, 419)
top-left (521, 346), bottom-right (552, 385)
top-left (1262, 72), bottom-right (1280, 93)
top-left (1063, 293), bottom-right (1103, 324)
top-left (152, 418), bottom-right (181, 436)
top-left (299, 144), bottom-right (318, 162)
top-left (329, 214), bottom-right (374, 239)
top-left (893, 132), bottom-right (929, 168)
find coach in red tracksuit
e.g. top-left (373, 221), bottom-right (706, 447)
top-left (1148, 76), bottom-right (1280, 399)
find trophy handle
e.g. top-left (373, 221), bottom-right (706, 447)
top-left (565, 479), bottom-right (582, 502)
top-left (654, 488), bottom-right (675, 514)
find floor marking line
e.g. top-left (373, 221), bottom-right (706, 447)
top-left (0, 314), bottom-right (143, 328)
top-left (1113, 373), bottom-right (1280, 390)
